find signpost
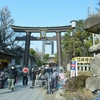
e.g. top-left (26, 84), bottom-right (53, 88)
top-left (70, 58), bottom-right (78, 77)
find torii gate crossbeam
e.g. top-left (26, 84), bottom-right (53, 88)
top-left (15, 36), bottom-right (64, 41)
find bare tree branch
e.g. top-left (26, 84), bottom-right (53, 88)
top-left (0, 6), bottom-right (20, 49)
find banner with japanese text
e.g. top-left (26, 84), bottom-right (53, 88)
top-left (70, 58), bottom-right (77, 77)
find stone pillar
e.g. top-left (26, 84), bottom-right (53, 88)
top-left (78, 65), bottom-right (80, 71)
top-left (80, 66), bottom-right (81, 71)
top-left (56, 31), bottom-right (62, 66)
top-left (83, 66), bottom-right (85, 71)
top-left (87, 66), bottom-right (89, 71)
top-left (42, 41), bottom-right (45, 55)
top-left (51, 41), bottom-right (54, 54)
top-left (23, 32), bottom-right (31, 67)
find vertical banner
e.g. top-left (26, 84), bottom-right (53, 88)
top-left (11, 59), bottom-right (15, 65)
top-left (70, 58), bottom-right (77, 77)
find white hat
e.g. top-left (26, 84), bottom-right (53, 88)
top-left (11, 66), bottom-right (15, 69)
top-left (39, 67), bottom-right (41, 70)
top-left (45, 67), bottom-right (48, 69)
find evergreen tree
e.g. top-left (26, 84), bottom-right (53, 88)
top-left (62, 19), bottom-right (94, 65)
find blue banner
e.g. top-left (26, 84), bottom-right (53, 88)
top-left (70, 60), bottom-right (76, 70)
top-left (71, 67), bottom-right (76, 70)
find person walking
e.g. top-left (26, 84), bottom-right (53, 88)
top-left (40, 66), bottom-right (46, 80)
top-left (51, 68), bottom-right (59, 89)
top-left (14, 67), bottom-right (17, 86)
top-left (29, 67), bottom-right (36, 88)
top-left (37, 67), bottom-right (41, 75)
top-left (45, 65), bottom-right (53, 94)
top-left (22, 66), bottom-right (29, 85)
top-left (0, 72), bottom-right (5, 89)
top-left (1, 72), bottom-right (5, 88)
top-left (4, 67), bottom-right (9, 81)
top-left (8, 65), bottom-right (16, 91)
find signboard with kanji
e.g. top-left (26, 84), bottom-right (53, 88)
top-left (70, 58), bottom-right (78, 77)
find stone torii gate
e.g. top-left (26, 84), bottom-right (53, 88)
top-left (11, 25), bottom-right (70, 67)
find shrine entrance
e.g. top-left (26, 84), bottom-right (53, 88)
top-left (11, 25), bottom-right (70, 67)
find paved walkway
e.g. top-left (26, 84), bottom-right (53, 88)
top-left (0, 79), bottom-right (46, 100)
top-left (43, 90), bottom-right (57, 100)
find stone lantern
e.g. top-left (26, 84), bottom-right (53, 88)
top-left (83, 12), bottom-right (100, 92)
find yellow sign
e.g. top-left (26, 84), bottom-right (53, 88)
top-left (0, 59), bottom-right (10, 63)
top-left (72, 57), bottom-right (77, 61)
top-left (0, 64), bottom-right (3, 68)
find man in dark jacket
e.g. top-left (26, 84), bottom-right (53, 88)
top-left (14, 67), bottom-right (17, 85)
top-left (29, 67), bottom-right (36, 88)
top-left (8, 65), bottom-right (16, 91)
top-left (51, 68), bottom-right (59, 89)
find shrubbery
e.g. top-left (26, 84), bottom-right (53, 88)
top-left (65, 75), bottom-right (89, 91)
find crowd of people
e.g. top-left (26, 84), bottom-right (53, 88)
top-left (0, 65), bottom-right (17, 90)
top-left (0, 64), bottom-right (66, 91)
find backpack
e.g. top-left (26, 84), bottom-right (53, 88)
top-left (52, 72), bottom-right (58, 79)
top-left (23, 73), bottom-right (28, 77)
top-left (11, 69), bottom-right (16, 78)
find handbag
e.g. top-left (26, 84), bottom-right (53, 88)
top-left (16, 77), bottom-right (18, 83)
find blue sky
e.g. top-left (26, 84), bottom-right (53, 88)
top-left (0, 0), bottom-right (98, 54)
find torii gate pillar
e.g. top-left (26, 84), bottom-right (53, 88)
top-left (56, 31), bottom-right (62, 66)
top-left (23, 31), bottom-right (62, 67)
top-left (23, 32), bottom-right (31, 67)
